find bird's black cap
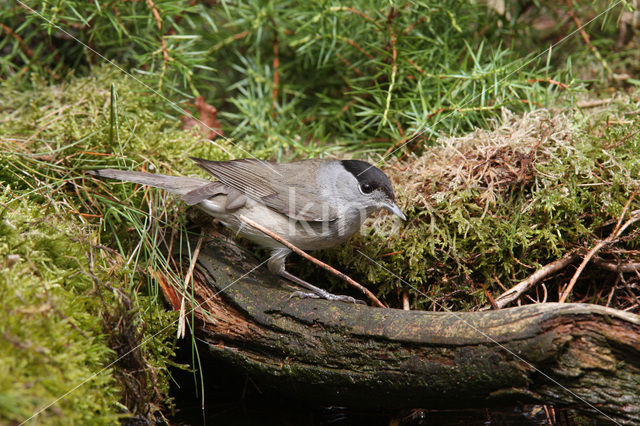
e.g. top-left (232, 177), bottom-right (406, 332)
top-left (341, 160), bottom-right (395, 201)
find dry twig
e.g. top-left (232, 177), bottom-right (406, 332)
top-left (382, 8), bottom-right (398, 125)
top-left (342, 37), bottom-right (375, 60)
top-left (1, 23), bottom-right (33, 57)
top-left (490, 251), bottom-right (579, 309)
top-left (593, 257), bottom-right (640, 273)
top-left (566, 0), bottom-right (612, 74)
top-left (177, 236), bottom-right (203, 338)
top-left (559, 192), bottom-right (640, 303)
top-left (146, 0), bottom-right (162, 30)
top-left (272, 35), bottom-right (280, 118)
top-left (145, 0), bottom-right (170, 70)
top-left (577, 98), bottom-right (613, 109)
top-left (527, 78), bottom-right (568, 89)
top-left (482, 284), bottom-right (500, 310)
top-left (329, 6), bottom-right (382, 28)
top-left (402, 290), bottom-right (410, 310)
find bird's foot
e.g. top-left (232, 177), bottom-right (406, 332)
top-left (280, 269), bottom-right (366, 304)
top-left (289, 290), bottom-right (365, 304)
top-left (288, 291), bottom-right (320, 300)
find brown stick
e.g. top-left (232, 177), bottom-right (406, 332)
top-left (566, 0), bottom-right (611, 74)
top-left (559, 192), bottom-right (640, 303)
top-left (330, 6), bottom-right (382, 28)
top-left (401, 290), bottom-right (410, 310)
top-left (272, 34), bottom-right (279, 118)
top-left (146, 0), bottom-right (163, 30)
top-left (482, 284), bottom-right (500, 310)
top-left (559, 218), bottom-right (640, 302)
top-left (490, 251), bottom-right (579, 309)
top-left (342, 38), bottom-right (375, 60)
top-left (576, 98), bottom-right (613, 108)
top-left (593, 257), bottom-right (640, 273)
top-left (337, 53), bottom-right (363, 76)
top-left (559, 242), bottom-right (608, 304)
top-left (1, 23), bottom-right (33, 57)
top-left (177, 236), bottom-right (203, 338)
top-left (407, 57), bottom-right (425, 75)
top-left (402, 16), bottom-right (427, 35)
top-left (239, 215), bottom-right (386, 308)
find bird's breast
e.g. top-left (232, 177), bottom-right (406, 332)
top-left (197, 195), bottom-right (370, 251)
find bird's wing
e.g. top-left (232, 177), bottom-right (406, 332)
top-left (190, 157), bottom-right (337, 221)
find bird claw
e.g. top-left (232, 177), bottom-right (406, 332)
top-left (289, 291), bottom-right (320, 300)
top-left (289, 291), bottom-right (365, 305)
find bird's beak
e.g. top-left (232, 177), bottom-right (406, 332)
top-left (385, 202), bottom-right (407, 221)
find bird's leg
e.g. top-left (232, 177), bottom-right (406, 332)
top-left (268, 248), bottom-right (364, 304)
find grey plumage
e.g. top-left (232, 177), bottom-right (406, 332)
top-left (88, 168), bottom-right (210, 195)
top-left (89, 157), bottom-right (405, 304)
top-left (180, 182), bottom-right (247, 209)
top-left (190, 157), bottom-right (336, 221)
top-left (87, 168), bottom-right (249, 210)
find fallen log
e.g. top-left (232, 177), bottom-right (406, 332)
top-left (166, 239), bottom-right (640, 424)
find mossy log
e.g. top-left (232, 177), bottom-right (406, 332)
top-left (165, 240), bottom-right (640, 424)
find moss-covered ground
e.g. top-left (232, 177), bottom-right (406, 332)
top-left (1, 1), bottom-right (640, 423)
top-left (0, 69), bottom-right (225, 423)
top-left (1, 195), bottom-right (121, 423)
top-left (314, 103), bottom-right (640, 311)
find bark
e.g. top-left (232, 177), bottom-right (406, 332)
top-left (166, 239), bottom-right (640, 424)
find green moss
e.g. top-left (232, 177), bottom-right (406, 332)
top-left (312, 105), bottom-right (640, 310)
top-left (1, 68), bottom-right (232, 172)
top-left (0, 68), bottom-right (192, 423)
top-left (0, 194), bottom-right (121, 423)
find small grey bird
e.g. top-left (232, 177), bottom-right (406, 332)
top-left (89, 157), bottom-right (405, 303)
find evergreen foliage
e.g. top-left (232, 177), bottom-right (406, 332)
top-left (1, 0), bottom-right (591, 156)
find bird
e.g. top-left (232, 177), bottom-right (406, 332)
top-left (89, 157), bottom-right (406, 303)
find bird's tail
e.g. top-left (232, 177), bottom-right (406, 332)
top-left (87, 169), bottom-right (211, 196)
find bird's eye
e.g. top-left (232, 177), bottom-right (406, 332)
top-left (360, 183), bottom-right (374, 194)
